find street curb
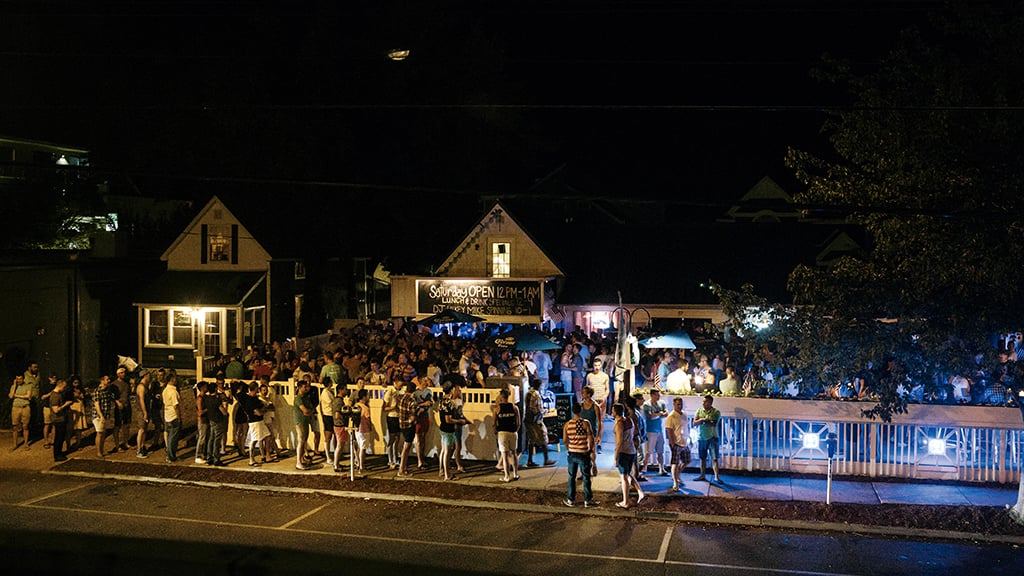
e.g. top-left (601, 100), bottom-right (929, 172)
top-left (43, 468), bottom-right (1024, 546)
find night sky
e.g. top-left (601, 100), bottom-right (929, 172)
top-left (1, 1), bottom-right (935, 211)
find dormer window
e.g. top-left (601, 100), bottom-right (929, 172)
top-left (491, 242), bottom-right (511, 278)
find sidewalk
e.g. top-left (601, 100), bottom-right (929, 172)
top-left (5, 420), bottom-right (1017, 510)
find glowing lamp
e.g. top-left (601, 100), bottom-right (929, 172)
top-left (927, 438), bottom-right (946, 456)
top-left (802, 433), bottom-right (820, 450)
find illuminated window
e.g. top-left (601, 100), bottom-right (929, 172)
top-left (209, 226), bottom-right (231, 262)
top-left (491, 242), bottom-right (510, 278)
top-left (145, 308), bottom-right (194, 348)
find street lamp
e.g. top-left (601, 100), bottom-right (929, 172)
top-left (612, 299), bottom-right (650, 398)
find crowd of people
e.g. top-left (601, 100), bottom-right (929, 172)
top-left (7, 321), bottom-right (1021, 509)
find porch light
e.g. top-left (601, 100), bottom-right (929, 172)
top-left (927, 437), bottom-right (946, 456)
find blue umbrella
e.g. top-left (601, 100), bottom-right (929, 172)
top-left (639, 329), bottom-right (696, 350)
top-left (491, 326), bottom-right (561, 351)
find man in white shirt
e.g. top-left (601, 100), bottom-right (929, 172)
top-left (586, 359), bottom-right (610, 416)
top-left (664, 396), bottom-right (691, 492)
top-left (665, 359), bottom-right (692, 394)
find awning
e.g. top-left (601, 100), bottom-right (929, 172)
top-left (133, 271), bottom-right (266, 307)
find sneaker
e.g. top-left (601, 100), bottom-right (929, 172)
top-left (295, 464), bottom-right (310, 471)
top-left (526, 461), bottom-right (539, 468)
top-left (668, 485), bottom-right (679, 493)
top-left (543, 460), bottom-right (556, 466)
top-left (563, 499), bottom-right (575, 507)
top-left (583, 500), bottom-right (599, 508)
top-left (694, 475), bottom-right (707, 481)
top-left (136, 451), bottom-right (149, 459)
top-left (54, 455), bottom-right (68, 462)
top-left (195, 457), bottom-right (207, 464)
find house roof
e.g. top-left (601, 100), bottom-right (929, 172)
top-left (133, 271), bottom-right (266, 307)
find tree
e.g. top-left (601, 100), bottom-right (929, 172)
top-left (714, 6), bottom-right (1024, 422)
top-left (713, 4), bottom-right (1024, 525)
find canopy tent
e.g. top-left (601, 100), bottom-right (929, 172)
top-left (638, 329), bottom-right (696, 350)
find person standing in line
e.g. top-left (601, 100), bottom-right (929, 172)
top-left (161, 370), bottom-right (181, 462)
top-left (204, 382), bottom-right (228, 467)
top-left (580, 385), bottom-right (603, 459)
top-left (293, 378), bottom-right (315, 470)
top-left (693, 394), bottom-right (722, 483)
top-left (148, 370), bottom-right (165, 454)
top-left (586, 359), bottom-right (611, 419)
top-left (412, 376), bottom-right (434, 470)
top-left (92, 375), bottom-right (115, 459)
top-left (133, 371), bottom-right (153, 458)
top-left (49, 378), bottom-right (72, 462)
top-left (112, 367), bottom-right (132, 452)
top-left (354, 388), bottom-right (374, 473)
top-left (665, 396), bottom-right (691, 492)
top-left (523, 378), bottom-right (556, 467)
top-left (382, 377), bottom-right (404, 469)
top-left (194, 381), bottom-right (209, 464)
top-left (41, 373), bottom-right (57, 449)
top-left (243, 381), bottom-right (272, 466)
top-left (622, 391), bottom-right (647, 481)
top-left (9, 373), bottom-right (35, 451)
top-left (493, 388), bottom-right (520, 483)
top-left (330, 382), bottom-right (352, 474)
top-left (396, 381), bottom-right (419, 477)
top-left (258, 380), bottom-right (281, 461)
top-left (437, 382), bottom-right (467, 481)
top-left (642, 389), bottom-right (669, 476)
top-left (319, 377), bottom-right (337, 462)
top-left (563, 402), bottom-right (597, 508)
top-left (612, 402), bottom-right (646, 509)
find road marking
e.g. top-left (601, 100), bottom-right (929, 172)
top-left (14, 501), bottom-right (868, 575)
top-left (657, 526), bottom-right (672, 562)
top-left (17, 482), bottom-right (97, 506)
top-left (664, 561), bottom-right (860, 576)
top-left (279, 503), bottom-right (329, 529)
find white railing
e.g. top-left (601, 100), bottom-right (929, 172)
top-left (673, 396), bottom-right (1023, 484)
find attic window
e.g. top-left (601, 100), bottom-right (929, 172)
top-left (209, 226), bottom-right (231, 262)
top-left (491, 242), bottom-right (510, 278)
top-left (213, 209), bottom-right (223, 220)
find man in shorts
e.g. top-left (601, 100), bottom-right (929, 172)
top-left (9, 374), bottom-right (35, 451)
top-left (693, 394), bottom-right (721, 483)
top-left (664, 396), bottom-right (691, 492)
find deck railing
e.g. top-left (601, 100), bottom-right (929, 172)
top-left (221, 382), bottom-right (1022, 484)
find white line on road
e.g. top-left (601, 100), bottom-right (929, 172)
top-left (16, 482), bottom-right (97, 506)
top-left (12, 502), bottom-right (867, 576)
top-left (279, 504), bottom-right (329, 529)
top-left (657, 526), bottom-right (672, 562)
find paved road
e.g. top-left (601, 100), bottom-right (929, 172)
top-left (0, 471), bottom-right (1020, 576)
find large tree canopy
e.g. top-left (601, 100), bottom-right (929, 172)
top-left (714, 4), bottom-right (1024, 421)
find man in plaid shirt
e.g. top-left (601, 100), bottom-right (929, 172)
top-left (396, 381), bottom-right (419, 476)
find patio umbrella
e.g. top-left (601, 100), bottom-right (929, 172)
top-left (491, 326), bottom-right (561, 351)
top-left (638, 329), bottom-right (696, 350)
top-left (417, 308), bottom-right (485, 325)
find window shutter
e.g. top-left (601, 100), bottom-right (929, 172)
top-left (201, 224), bottom-right (208, 264)
top-left (231, 224), bottom-right (239, 264)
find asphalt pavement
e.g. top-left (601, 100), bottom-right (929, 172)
top-left (3, 421), bottom-right (1021, 545)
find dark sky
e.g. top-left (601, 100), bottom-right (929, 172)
top-left (1, 1), bottom-right (939, 208)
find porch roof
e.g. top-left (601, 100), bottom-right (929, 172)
top-left (133, 271), bottom-right (266, 307)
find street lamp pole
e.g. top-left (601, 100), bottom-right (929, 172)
top-left (612, 296), bottom-right (650, 398)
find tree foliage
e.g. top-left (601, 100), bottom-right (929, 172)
top-left (714, 4), bottom-right (1024, 421)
